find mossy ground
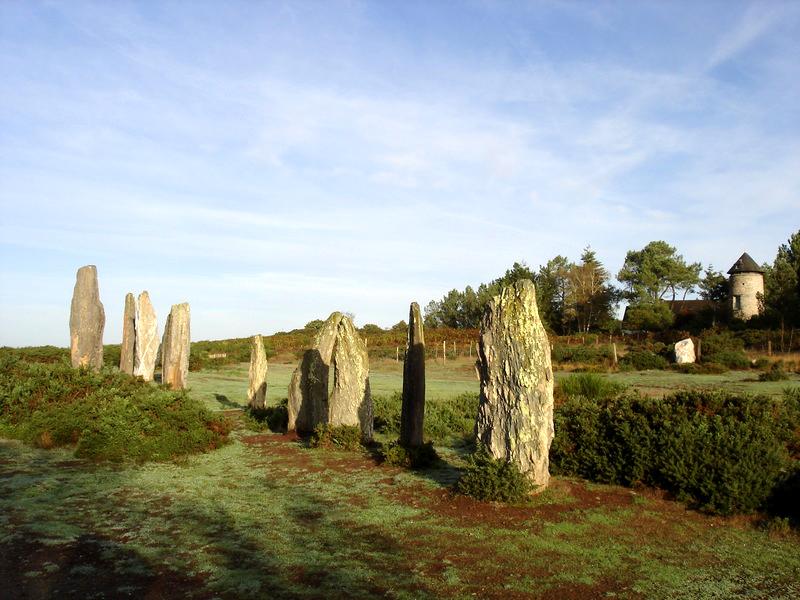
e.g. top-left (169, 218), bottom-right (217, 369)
top-left (3, 415), bottom-right (799, 599)
top-left (3, 361), bottom-right (799, 598)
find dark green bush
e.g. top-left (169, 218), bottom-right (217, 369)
top-left (381, 441), bottom-right (440, 468)
top-left (103, 344), bottom-right (121, 370)
top-left (557, 372), bottom-right (626, 402)
top-left (0, 346), bottom-right (70, 364)
top-left (309, 424), bottom-right (365, 451)
top-left (243, 399), bottom-right (289, 432)
top-left (0, 354), bottom-right (231, 462)
top-left (551, 389), bottom-right (800, 515)
top-left (372, 392), bottom-right (478, 443)
top-left (699, 331), bottom-right (750, 370)
top-left (372, 392), bottom-right (403, 434)
top-left (619, 349), bottom-right (668, 371)
top-left (551, 344), bottom-right (614, 366)
top-left (759, 369), bottom-right (789, 382)
top-left (753, 357), bottom-right (771, 370)
top-left (704, 350), bottom-right (750, 371)
top-left (455, 445), bottom-right (532, 503)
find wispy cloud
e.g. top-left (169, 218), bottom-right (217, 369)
top-left (1, 0), bottom-right (798, 345)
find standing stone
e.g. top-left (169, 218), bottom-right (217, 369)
top-left (134, 291), bottom-right (159, 381)
top-left (248, 334), bottom-right (269, 409)
top-left (288, 312), bottom-right (342, 433)
top-left (400, 302), bottom-right (426, 446)
top-left (329, 316), bottom-right (373, 439)
top-left (475, 280), bottom-right (554, 488)
top-left (162, 303), bottom-right (190, 390)
top-left (120, 293), bottom-right (136, 375)
top-left (674, 338), bottom-right (696, 364)
top-left (69, 265), bottom-right (105, 369)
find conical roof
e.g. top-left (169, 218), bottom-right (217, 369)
top-left (727, 252), bottom-right (764, 274)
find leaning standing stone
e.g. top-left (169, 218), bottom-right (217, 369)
top-left (120, 293), bottom-right (136, 374)
top-left (162, 303), bottom-right (190, 389)
top-left (287, 312), bottom-right (342, 433)
top-left (248, 334), bottom-right (268, 409)
top-left (400, 302), bottom-right (426, 446)
top-left (69, 265), bottom-right (105, 369)
top-left (329, 316), bottom-right (373, 439)
top-left (475, 280), bottom-right (554, 488)
top-left (134, 291), bottom-right (159, 381)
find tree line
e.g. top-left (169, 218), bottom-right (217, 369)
top-left (423, 231), bottom-right (800, 335)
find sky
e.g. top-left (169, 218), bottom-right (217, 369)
top-left (1, 0), bottom-right (799, 347)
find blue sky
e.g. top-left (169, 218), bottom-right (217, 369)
top-left (1, 0), bottom-right (798, 347)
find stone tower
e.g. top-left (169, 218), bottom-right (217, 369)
top-left (727, 252), bottom-right (764, 320)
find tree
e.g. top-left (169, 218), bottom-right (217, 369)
top-left (699, 266), bottom-right (728, 303)
top-left (536, 256), bottom-right (572, 334)
top-left (565, 247), bottom-right (617, 333)
top-left (617, 241), bottom-right (702, 302)
top-left (304, 319), bottom-right (325, 331)
top-left (764, 230), bottom-right (800, 329)
top-left (423, 261), bottom-right (535, 329)
top-left (624, 301), bottom-right (674, 331)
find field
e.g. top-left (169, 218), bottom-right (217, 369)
top-left (2, 356), bottom-right (799, 598)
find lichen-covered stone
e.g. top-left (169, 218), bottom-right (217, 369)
top-left (120, 293), bottom-right (135, 375)
top-left (248, 334), bottom-right (268, 409)
top-left (162, 303), bottom-right (190, 390)
top-left (134, 291), bottom-right (159, 381)
top-left (69, 265), bottom-right (105, 369)
top-left (287, 312), bottom-right (342, 433)
top-left (330, 316), bottom-right (373, 439)
top-left (674, 338), bottom-right (696, 364)
top-left (475, 280), bottom-right (554, 488)
top-left (400, 302), bottom-right (425, 446)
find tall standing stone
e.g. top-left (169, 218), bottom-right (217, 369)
top-left (69, 265), bottom-right (105, 369)
top-left (162, 303), bottom-right (190, 390)
top-left (120, 293), bottom-right (136, 375)
top-left (134, 291), bottom-right (159, 381)
top-left (400, 302), bottom-right (426, 446)
top-left (288, 312), bottom-right (342, 433)
top-left (248, 334), bottom-right (269, 409)
top-left (329, 316), bottom-right (373, 439)
top-left (475, 280), bottom-right (554, 488)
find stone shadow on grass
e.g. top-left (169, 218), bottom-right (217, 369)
top-left (0, 443), bottom-right (432, 599)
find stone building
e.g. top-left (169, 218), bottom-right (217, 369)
top-left (727, 252), bottom-right (764, 320)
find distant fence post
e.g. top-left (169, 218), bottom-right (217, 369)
top-left (443, 340), bottom-right (446, 364)
top-left (612, 343), bottom-right (618, 365)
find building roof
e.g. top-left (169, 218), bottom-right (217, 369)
top-left (665, 299), bottom-right (718, 315)
top-left (727, 252), bottom-right (764, 275)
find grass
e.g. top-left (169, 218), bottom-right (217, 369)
top-left (4, 354), bottom-right (800, 598)
top-left (3, 415), bottom-right (799, 599)
top-left (188, 356), bottom-right (798, 413)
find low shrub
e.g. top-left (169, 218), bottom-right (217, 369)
top-left (753, 357), bottom-right (771, 370)
top-left (619, 349), bottom-right (668, 371)
top-left (455, 445), bottom-right (532, 503)
top-left (243, 399), bottom-right (289, 432)
top-left (372, 392), bottom-right (403, 434)
top-left (381, 441), bottom-right (440, 469)
top-left (372, 392), bottom-right (478, 443)
top-left (0, 346), bottom-right (69, 364)
top-left (759, 369), bottom-right (790, 382)
top-left (309, 424), bottom-right (365, 451)
top-left (551, 344), bottom-right (614, 366)
top-left (557, 372), bottom-right (626, 402)
top-left (551, 389), bottom-right (800, 516)
top-left (0, 355), bottom-right (231, 462)
top-left (703, 350), bottom-right (750, 371)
